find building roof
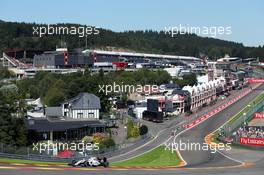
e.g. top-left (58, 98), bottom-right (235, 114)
top-left (46, 107), bottom-right (62, 117)
top-left (171, 89), bottom-right (190, 96)
top-left (64, 93), bottom-right (101, 109)
top-left (26, 98), bottom-right (43, 108)
top-left (182, 85), bottom-right (193, 94)
top-left (182, 77), bottom-right (225, 95)
top-left (26, 118), bottom-right (105, 132)
top-left (197, 75), bottom-right (209, 84)
top-left (161, 83), bottom-right (181, 90)
top-left (217, 57), bottom-right (241, 62)
top-left (83, 49), bottom-right (201, 61)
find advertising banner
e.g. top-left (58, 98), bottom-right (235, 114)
top-left (240, 137), bottom-right (264, 146)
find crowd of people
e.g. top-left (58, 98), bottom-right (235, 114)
top-left (235, 126), bottom-right (264, 139)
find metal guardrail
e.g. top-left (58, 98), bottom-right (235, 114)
top-left (0, 153), bottom-right (70, 162)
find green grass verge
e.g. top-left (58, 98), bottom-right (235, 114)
top-left (0, 157), bottom-right (66, 165)
top-left (211, 133), bottom-right (222, 144)
top-left (111, 146), bottom-right (181, 167)
top-left (228, 93), bottom-right (264, 125)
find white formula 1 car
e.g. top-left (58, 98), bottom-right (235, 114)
top-left (68, 157), bottom-right (109, 167)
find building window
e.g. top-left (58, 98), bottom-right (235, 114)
top-left (77, 113), bottom-right (83, 118)
top-left (64, 103), bottom-right (69, 109)
top-left (88, 113), bottom-right (94, 118)
top-left (173, 102), bottom-right (180, 109)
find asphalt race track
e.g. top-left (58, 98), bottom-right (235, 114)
top-left (0, 84), bottom-right (263, 175)
top-left (0, 162), bottom-right (263, 175)
top-left (174, 86), bottom-right (263, 167)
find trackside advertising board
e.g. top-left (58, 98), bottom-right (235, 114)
top-left (254, 112), bottom-right (264, 119)
top-left (247, 78), bottom-right (264, 83)
top-left (240, 137), bottom-right (264, 146)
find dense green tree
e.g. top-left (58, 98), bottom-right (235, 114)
top-left (43, 79), bottom-right (66, 106)
top-left (126, 119), bottom-right (134, 138)
top-left (99, 137), bottom-right (115, 150)
top-left (0, 91), bottom-right (27, 146)
top-left (173, 73), bottom-right (197, 87)
top-left (0, 65), bottom-right (15, 80)
top-left (126, 119), bottom-right (139, 138)
top-left (131, 126), bottom-right (140, 138)
top-left (44, 87), bottom-right (65, 106)
top-left (139, 125), bottom-right (148, 135)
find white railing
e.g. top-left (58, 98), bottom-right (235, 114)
top-left (3, 52), bottom-right (18, 67)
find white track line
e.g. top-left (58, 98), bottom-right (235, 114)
top-left (110, 127), bottom-right (170, 162)
top-left (172, 88), bottom-right (257, 166)
top-left (111, 121), bottom-right (186, 162)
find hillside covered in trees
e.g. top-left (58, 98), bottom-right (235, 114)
top-left (0, 20), bottom-right (264, 60)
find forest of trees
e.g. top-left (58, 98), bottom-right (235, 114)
top-left (0, 20), bottom-right (264, 61)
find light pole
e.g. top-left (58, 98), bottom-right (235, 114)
top-left (243, 112), bottom-right (247, 130)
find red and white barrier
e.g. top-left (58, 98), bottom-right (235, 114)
top-left (184, 89), bottom-right (251, 129)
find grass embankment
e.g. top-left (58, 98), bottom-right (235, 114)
top-left (111, 146), bottom-right (181, 167)
top-left (228, 92), bottom-right (264, 125)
